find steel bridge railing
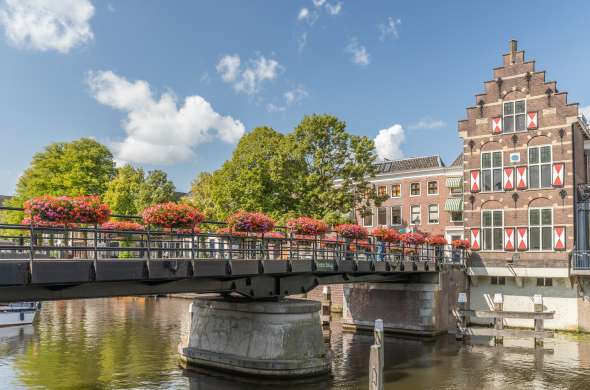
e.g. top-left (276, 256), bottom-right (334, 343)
top-left (572, 251), bottom-right (590, 270)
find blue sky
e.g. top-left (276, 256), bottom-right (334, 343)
top-left (1, 0), bottom-right (590, 195)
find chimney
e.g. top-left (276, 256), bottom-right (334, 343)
top-left (510, 39), bottom-right (517, 63)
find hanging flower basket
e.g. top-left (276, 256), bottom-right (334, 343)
top-left (452, 239), bottom-right (470, 250)
top-left (334, 224), bottom-right (368, 240)
top-left (21, 217), bottom-right (66, 228)
top-left (286, 217), bottom-right (328, 236)
top-left (372, 226), bottom-right (401, 243)
top-left (426, 235), bottom-right (448, 246)
top-left (101, 221), bottom-right (145, 231)
top-left (24, 195), bottom-right (111, 225)
top-left (400, 232), bottom-right (426, 246)
top-left (216, 227), bottom-right (248, 237)
top-left (227, 211), bottom-right (274, 233)
top-left (142, 203), bottom-right (205, 229)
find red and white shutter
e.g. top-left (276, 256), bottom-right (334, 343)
top-left (554, 226), bottom-right (566, 250)
top-left (492, 117), bottom-right (502, 134)
top-left (527, 112), bottom-right (538, 130)
top-left (504, 227), bottom-right (515, 251)
top-left (516, 166), bottom-right (528, 189)
top-left (517, 227), bottom-right (528, 251)
top-left (552, 163), bottom-right (565, 187)
top-left (470, 170), bottom-right (480, 192)
top-left (471, 228), bottom-right (481, 251)
top-left (503, 167), bottom-right (514, 191)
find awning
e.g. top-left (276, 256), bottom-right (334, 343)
top-left (444, 197), bottom-right (464, 212)
top-left (446, 176), bottom-right (463, 188)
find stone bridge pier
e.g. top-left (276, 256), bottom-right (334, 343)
top-left (179, 296), bottom-right (331, 377)
top-left (342, 265), bottom-right (467, 336)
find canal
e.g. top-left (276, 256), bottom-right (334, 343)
top-left (1, 297), bottom-right (590, 389)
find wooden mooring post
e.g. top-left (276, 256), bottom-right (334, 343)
top-left (493, 293), bottom-right (504, 345)
top-left (456, 292), bottom-right (468, 341)
top-left (321, 286), bottom-right (332, 325)
top-left (533, 294), bottom-right (544, 347)
top-left (369, 319), bottom-right (384, 390)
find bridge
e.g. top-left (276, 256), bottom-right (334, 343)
top-left (0, 214), bottom-right (468, 377)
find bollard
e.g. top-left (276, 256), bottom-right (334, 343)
top-left (493, 293), bottom-right (504, 345)
top-left (533, 294), bottom-right (544, 347)
top-left (369, 319), bottom-right (384, 390)
top-left (321, 286), bottom-right (332, 326)
top-left (457, 292), bottom-right (467, 341)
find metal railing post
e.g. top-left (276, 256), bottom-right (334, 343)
top-left (146, 226), bottom-right (151, 261)
top-left (29, 224), bottom-right (35, 263)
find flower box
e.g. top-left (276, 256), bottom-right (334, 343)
top-left (286, 217), bottom-right (328, 236)
top-left (372, 226), bottom-right (401, 243)
top-left (142, 203), bottom-right (205, 229)
top-left (426, 235), bottom-right (447, 246)
top-left (334, 224), bottom-right (368, 240)
top-left (227, 211), bottom-right (274, 233)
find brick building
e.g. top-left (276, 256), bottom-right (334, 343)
top-left (459, 40), bottom-right (590, 330)
top-left (359, 155), bottom-right (464, 242)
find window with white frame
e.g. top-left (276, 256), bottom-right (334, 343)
top-left (391, 206), bottom-right (402, 225)
top-left (410, 205), bottom-right (420, 224)
top-left (482, 210), bottom-right (503, 251)
top-left (377, 185), bottom-right (388, 197)
top-left (529, 208), bottom-right (553, 251)
top-left (503, 99), bottom-right (526, 132)
top-left (428, 204), bottom-right (439, 224)
top-left (481, 151), bottom-right (503, 192)
top-left (362, 210), bottom-right (373, 227)
top-left (377, 207), bottom-right (387, 225)
top-left (410, 182), bottom-right (420, 196)
top-left (528, 145), bottom-right (552, 189)
top-left (451, 211), bottom-right (463, 222)
top-left (391, 183), bottom-right (401, 198)
top-left (427, 181), bottom-right (438, 195)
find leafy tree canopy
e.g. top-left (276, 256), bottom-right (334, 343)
top-left (103, 164), bottom-right (145, 216)
top-left (135, 170), bottom-right (177, 213)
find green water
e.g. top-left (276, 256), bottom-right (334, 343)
top-left (1, 297), bottom-right (590, 389)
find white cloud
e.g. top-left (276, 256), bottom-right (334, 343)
top-left (346, 37), bottom-right (369, 66)
top-left (411, 117), bottom-right (446, 129)
top-left (216, 54), bottom-right (240, 82)
top-left (325, 2), bottom-right (342, 15)
top-left (297, 7), bottom-right (318, 25)
top-left (87, 70), bottom-right (245, 165)
top-left (297, 7), bottom-right (309, 20)
top-left (266, 86), bottom-right (308, 112)
top-left (374, 124), bottom-right (405, 161)
top-left (0, 0), bottom-right (94, 53)
top-left (298, 31), bottom-right (308, 52)
top-left (217, 54), bottom-right (282, 96)
top-left (378, 16), bottom-right (401, 41)
top-left (312, 0), bottom-right (326, 7)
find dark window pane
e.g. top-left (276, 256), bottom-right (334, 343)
top-left (537, 278), bottom-right (544, 286)
top-left (530, 227), bottom-right (540, 250)
top-left (482, 211), bottom-right (492, 227)
top-left (530, 209), bottom-right (540, 225)
top-left (541, 164), bottom-right (551, 188)
top-left (541, 146), bottom-right (551, 163)
top-left (363, 213), bottom-right (373, 226)
top-left (545, 278), bottom-right (553, 287)
top-left (542, 227), bottom-right (552, 250)
top-left (515, 114), bottom-right (526, 131)
top-left (529, 148), bottom-right (539, 164)
top-left (493, 169), bottom-right (502, 191)
top-left (493, 228), bottom-right (503, 250)
top-left (504, 116), bottom-right (514, 132)
top-left (541, 209), bottom-right (552, 225)
top-left (493, 211), bottom-right (503, 226)
top-left (391, 184), bottom-right (400, 197)
top-left (492, 152), bottom-right (502, 167)
top-left (482, 170), bottom-right (491, 192)
top-left (391, 207), bottom-right (401, 225)
top-left (482, 153), bottom-right (491, 169)
top-left (504, 102), bottom-right (514, 115)
top-left (499, 277), bottom-right (506, 285)
top-left (529, 166), bottom-right (540, 189)
top-left (515, 100), bottom-right (525, 113)
top-left (378, 207), bottom-right (387, 225)
top-left (483, 229), bottom-right (492, 250)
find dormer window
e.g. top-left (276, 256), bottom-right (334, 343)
top-left (503, 99), bottom-right (526, 132)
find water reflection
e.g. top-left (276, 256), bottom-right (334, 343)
top-left (2, 298), bottom-right (590, 389)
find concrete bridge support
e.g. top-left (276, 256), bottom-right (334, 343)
top-left (179, 296), bottom-right (331, 377)
top-left (342, 266), bottom-right (467, 336)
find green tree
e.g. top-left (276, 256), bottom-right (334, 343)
top-left (3, 138), bottom-right (116, 224)
top-left (103, 164), bottom-right (145, 216)
top-left (185, 172), bottom-right (219, 219)
top-left (289, 114), bottom-right (383, 220)
top-left (135, 170), bottom-right (176, 212)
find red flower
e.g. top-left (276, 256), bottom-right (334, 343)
top-left (101, 221), bottom-right (144, 231)
top-left (24, 195), bottom-right (111, 225)
top-left (227, 211), bottom-right (274, 233)
top-left (400, 232), bottom-right (426, 246)
top-left (334, 224), bottom-right (368, 240)
top-left (452, 239), bottom-right (470, 250)
top-left (426, 235), bottom-right (448, 246)
top-left (286, 217), bottom-right (328, 236)
top-left (142, 203), bottom-right (205, 229)
top-left (372, 226), bottom-right (401, 243)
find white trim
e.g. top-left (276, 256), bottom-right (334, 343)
top-left (468, 266), bottom-right (569, 278)
top-left (502, 98), bottom-right (527, 133)
top-left (376, 185), bottom-right (388, 197)
top-left (376, 206), bottom-right (388, 226)
top-left (481, 209), bottom-right (504, 252)
top-left (410, 205), bottom-right (421, 225)
top-left (390, 183), bottom-right (401, 198)
top-left (427, 204), bottom-right (439, 224)
top-left (361, 166), bottom-right (463, 182)
top-left (527, 144), bottom-right (553, 190)
top-left (427, 180), bottom-right (439, 196)
top-left (528, 207), bottom-right (553, 252)
top-left (390, 205), bottom-right (402, 226)
top-left (410, 182), bottom-right (421, 197)
top-left (480, 150), bottom-right (503, 193)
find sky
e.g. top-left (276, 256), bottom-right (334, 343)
top-left (1, 0), bottom-right (590, 195)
